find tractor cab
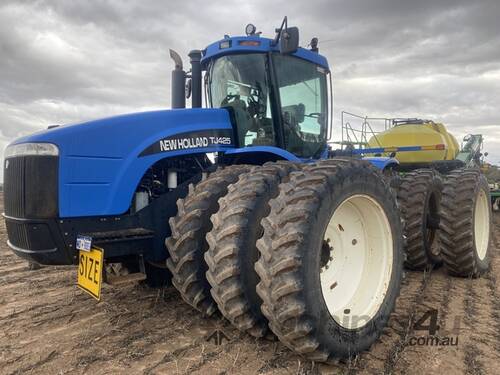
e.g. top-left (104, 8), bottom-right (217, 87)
top-left (173, 18), bottom-right (332, 159)
top-left (206, 48), bottom-right (330, 158)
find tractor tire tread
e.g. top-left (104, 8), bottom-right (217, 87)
top-left (440, 168), bottom-right (491, 277)
top-left (396, 168), bottom-right (443, 270)
top-left (205, 161), bottom-right (299, 337)
top-left (255, 159), bottom-right (403, 362)
top-left (165, 164), bottom-right (251, 315)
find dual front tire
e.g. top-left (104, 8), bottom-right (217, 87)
top-left (205, 162), bottom-right (299, 338)
top-left (166, 160), bottom-right (403, 360)
top-left (165, 165), bottom-right (252, 315)
top-left (163, 161), bottom-right (492, 362)
top-left (255, 160), bottom-right (403, 361)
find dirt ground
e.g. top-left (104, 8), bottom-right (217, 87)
top-left (0, 193), bottom-right (499, 375)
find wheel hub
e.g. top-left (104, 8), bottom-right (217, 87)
top-left (320, 194), bottom-right (394, 330)
top-left (474, 189), bottom-right (490, 260)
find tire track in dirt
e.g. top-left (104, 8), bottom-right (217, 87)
top-left (390, 266), bottom-right (460, 375)
top-left (460, 213), bottom-right (500, 374)
top-left (7, 350), bottom-right (58, 375)
top-left (60, 289), bottom-right (230, 374)
top-left (359, 213), bottom-right (500, 375)
top-left (353, 270), bottom-right (429, 374)
top-left (393, 214), bottom-right (500, 375)
top-left (0, 287), bottom-right (82, 322)
top-left (482, 214), bottom-right (500, 362)
top-left (414, 212), bottom-right (500, 375)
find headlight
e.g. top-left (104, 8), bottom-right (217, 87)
top-left (4, 143), bottom-right (59, 158)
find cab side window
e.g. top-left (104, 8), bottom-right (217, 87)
top-left (273, 55), bottom-right (328, 158)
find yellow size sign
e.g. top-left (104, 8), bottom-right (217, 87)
top-left (77, 247), bottom-right (104, 300)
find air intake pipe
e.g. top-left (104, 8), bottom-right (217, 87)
top-left (189, 50), bottom-right (202, 108)
top-left (170, 49), bottom-right (186, 109)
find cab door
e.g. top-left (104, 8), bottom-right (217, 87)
top-left (272, 54), bottom-right (329, 158)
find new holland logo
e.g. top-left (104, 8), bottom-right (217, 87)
top-left (159, 136), bottom-right (231, 152)
top-left (139, 129), bottom-right (234, 157)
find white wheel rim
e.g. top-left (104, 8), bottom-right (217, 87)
top-left (320, 194), bottom-right (393, 330)
top-left (474, 189), bottom-right (490, 260)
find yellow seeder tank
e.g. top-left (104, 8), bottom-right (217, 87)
top-left (368, 120), bottom-right (459, 163)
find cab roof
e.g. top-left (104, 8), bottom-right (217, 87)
top-left (201, 35), bottom-right (329, 70)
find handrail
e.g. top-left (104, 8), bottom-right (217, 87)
top-left (340, 111), bottom-right (390, 150)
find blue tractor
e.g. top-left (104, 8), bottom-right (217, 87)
top-left (3, 19), bottom-right (492, 361)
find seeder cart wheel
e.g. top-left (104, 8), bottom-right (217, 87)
top-left (397, 169), bottom-right (443, 270)
top-left (440, 168), bottom-right (492, 277)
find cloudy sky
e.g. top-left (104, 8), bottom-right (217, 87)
top-left (1, 0), bottom-right (499, 180)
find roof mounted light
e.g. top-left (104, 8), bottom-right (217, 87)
top-left (310, 37), bottom-right (319, 53)
top-left (4, 142), bottom-right (59, 158)
top-left (219, 40), bottom-right (231, 49)
top-left (245, 23), bottom-right (256, 36)
top-left (238, 40), bottom-right (261, 47)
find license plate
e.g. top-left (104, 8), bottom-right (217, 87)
top-left (77, 247), bottom-right (104, 300)
top-left (76, 235), bottom-right (92, 252)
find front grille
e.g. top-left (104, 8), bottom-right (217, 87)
top-left (3, 155), bottom-right (58, 218)
top-left (5, 220), bottom-right (30, 249)
top-left (5, 220), bottom-right (57, 251)
top-left (4, 157), bottom-right (25, 217)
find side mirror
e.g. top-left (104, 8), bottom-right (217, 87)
top-left (280, 26), bottom-right (299, 54)
top-left (185, 78), bottom-right (192, 99)
top-left (484, 152), bottom-right (489, 157)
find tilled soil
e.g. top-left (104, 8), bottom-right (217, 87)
top-left (0, 193), bottom-right (499, 374)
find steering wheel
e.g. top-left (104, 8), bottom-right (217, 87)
top-left (305, 112), bottom-right (321, 118)
top-left (221, 94), bottom-right (239, 106)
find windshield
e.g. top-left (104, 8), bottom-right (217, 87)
top-left (273, 54), bottom-right (328, 158)
top-left (209, 54), bottom-right (275, 147)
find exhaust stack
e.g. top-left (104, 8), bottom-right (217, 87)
top-left (169, 49), bottom-right (186, 109)
top-left (189, 50), bottom-right (202, 108)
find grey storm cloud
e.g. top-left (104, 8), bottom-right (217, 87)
top-left (1, 0), bottom-right (500, 181)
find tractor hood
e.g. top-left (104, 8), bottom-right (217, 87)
top-left (8, 108), bottom-right (235, 217)
top-left (10, 108), bottom-right (234, 158)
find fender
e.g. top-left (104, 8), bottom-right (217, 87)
top-left (12, 108), bottom-right (236, 217)
top-left (362, 156), bottom-right (399, 170)
top-left (224, 146), bottom-right (302, 163)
